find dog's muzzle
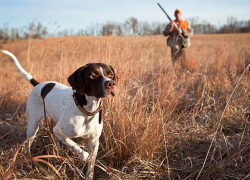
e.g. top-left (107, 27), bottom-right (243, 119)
top-left (104, 81), bottom-right (116, 96)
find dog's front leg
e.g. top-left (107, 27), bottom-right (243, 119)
top-left (53, 126), bottom-right (89, 161)
top-left (86, 139), bottom-right (99, 180)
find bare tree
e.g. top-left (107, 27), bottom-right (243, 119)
top-left (101, 22), bottom-right (115, 36)
top-left (24, 21), bottom-right (47, 39)
top-left (187, 16), bottom-right (200, 27)
top-left (151, 22), bottom-right (162, 35)
top-left (227, 16), bottom-right (238, 33)
top-left (137, 22), bottom-right (151, 36)
top-left (11, 28), bottom-right (20, 40)
top-left (77, 29), bottom-right (87, 36)
top-left (116, 25), bottom-right (123, 36)
top-left (125, 17), bottom-right (139, 36)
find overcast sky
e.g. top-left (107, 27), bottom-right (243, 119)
top-left (0, 0), bottom-right (249, 33)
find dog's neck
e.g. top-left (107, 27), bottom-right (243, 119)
top-left (84, 94), bottom-right (101, 112)
top-left (74, 91), bottom-right (101, 112)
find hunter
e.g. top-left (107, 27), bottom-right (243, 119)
top-left (163, 9), bottom-right (193, 65)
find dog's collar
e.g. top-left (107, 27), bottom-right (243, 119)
top-left (73, 91), bottom-right (103, 124)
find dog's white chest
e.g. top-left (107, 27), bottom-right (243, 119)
top-left (59, 110), bottom-right (103, 139)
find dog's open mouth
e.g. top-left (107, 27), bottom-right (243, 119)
top-left (104, 88), bottom-right (116, 97)
top-left (110, 91), bottom-right (115, 96)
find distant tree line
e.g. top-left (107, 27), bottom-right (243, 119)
top-left (187, 16), bottom-right (250, 34)
top-left (0, 16), bottom-right (249, 40)
top-left (0, 21), bottom-right (48, 41)
top-left (56, 18), bottom-right (167, 37)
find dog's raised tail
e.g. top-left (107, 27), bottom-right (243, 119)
top-left (1, 50), bottom-right (39, 87)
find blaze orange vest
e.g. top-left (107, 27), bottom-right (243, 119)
top-left (173, 20), bottom-right (188, 30)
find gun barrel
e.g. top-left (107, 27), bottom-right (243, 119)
top-left (157, 3), bottom-right (172, 22)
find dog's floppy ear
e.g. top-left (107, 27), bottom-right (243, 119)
top-left (109, 65), bottom-right (118, 83)
top-left (68, 66), bottom-right (85, 95)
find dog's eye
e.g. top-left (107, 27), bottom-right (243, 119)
top-left (108, 73), bottom-right (114, 79)
top-left (90, 74), bottom-right (97, 79)
top-left (89, 71), bottom-right (100, 79)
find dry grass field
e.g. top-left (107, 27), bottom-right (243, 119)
top-left (0, 34), bottom-right (250, 179)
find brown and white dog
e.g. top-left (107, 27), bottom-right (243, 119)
top-left (1, 50), bottom-right (118, 180)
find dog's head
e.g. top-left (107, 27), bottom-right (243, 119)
top-left (68, 63), bottom-right (118, 98)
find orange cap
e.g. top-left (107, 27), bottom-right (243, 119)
top-left (174, 9), bottom-right (182, 14)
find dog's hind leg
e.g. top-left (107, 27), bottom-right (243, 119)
top-left (26, 113), bottom-right (41, 139)
top-left (26, 95), bottom-right (44, 154)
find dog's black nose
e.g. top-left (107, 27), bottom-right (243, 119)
top-left (105, 81), bottom-right (115, 88)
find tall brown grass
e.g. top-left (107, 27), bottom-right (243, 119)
top-left (0, 34), bottom-right (250, 179)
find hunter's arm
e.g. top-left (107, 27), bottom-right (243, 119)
top-left (163, 22), bottom-right (173, 36)
top-left (182, 23), bottom-right (193, 37)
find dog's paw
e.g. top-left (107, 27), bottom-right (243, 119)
top-left (80, 151), bottom-right (89, 161)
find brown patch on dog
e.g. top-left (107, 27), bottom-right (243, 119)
top-left (41, 83), bottom-right (56, 99)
